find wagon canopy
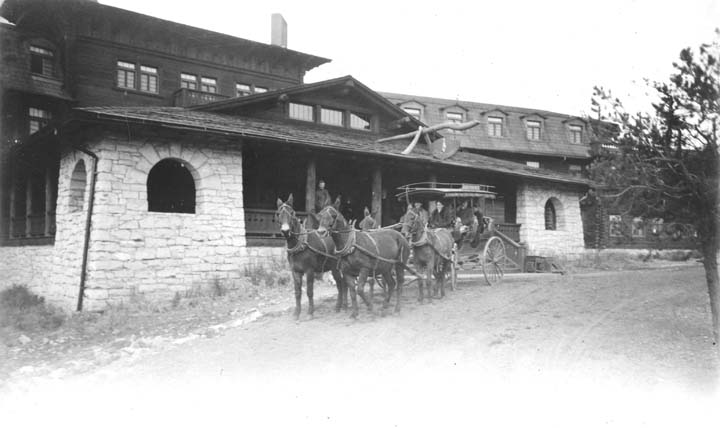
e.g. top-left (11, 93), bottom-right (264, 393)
top-left (395, 182), bottom-right (497, 201)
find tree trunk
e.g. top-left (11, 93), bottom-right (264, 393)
top-left (701, 239), bottom-right (720, 353)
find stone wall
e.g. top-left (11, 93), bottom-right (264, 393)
top-left (0, 150), bottom-right (91, 309)
top-left (70, 134), bottom-right (248, 310)
top-left (516, 181), bottom-right (585, 257)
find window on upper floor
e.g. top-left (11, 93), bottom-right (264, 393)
top-left (569, 124), bottom-right (583, 144)
top-left (289, 103), bottom-right (314, 122)
top-left (321, 107), bottom-right (344, 126)
top-left (526, 161), bottom-right (540, 169)
top-left (526, 120), bottom-right (541, 140)
top-left (403, 107), bottom-right (422, 120)
top-left (350, 112), bottom-right (371, 131)
top-left (139, 65), bottom-right (158, 93)
top-left (488, 116), bottom-right (503, 137)
top-left (255, 86), bottom-right (268, 93)
top-left (446, 112), bottom-right (464, 134)
top-left (30, 45), bottom-right (55, 77)
top-left (569, 164), bottom-right (583, 176)
top-left (181, 73), bottom-right (198, 90)
top-left (117, 61), bottom-right (136, 89)
top-left (28, 108), bottom-right (52, 134)
top-left (200, 77), bottom-right (217, 93)
top-left (236, 83), bottom-right (251, 97)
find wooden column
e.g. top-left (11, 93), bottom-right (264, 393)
top-left (305, 157), bottom-right (316, 212)
top-left (429, 173), bottom-right (438, 213)
top-left (44, 168), bottom-right (53, 237)
top-left (7, 170), bottom-right (15, 238)
top-left (371, 166), bottom-right (382, 224)
top-left (25, 176), bottom-right (31, 236)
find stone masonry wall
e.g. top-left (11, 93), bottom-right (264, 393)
top-left (516, 181), bottom-right (585, 257)
top-left (77, 134), bottom-right (249, 310)
top-left (0, 149), bottom-right (91, 309)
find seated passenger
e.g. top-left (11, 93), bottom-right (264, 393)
top-left (429, 200), bottom-right (455, 229)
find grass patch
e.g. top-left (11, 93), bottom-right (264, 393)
top-left (0, 285), bottom-right (66, 332)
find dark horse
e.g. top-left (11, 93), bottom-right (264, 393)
top-left (275, 194), bottom-right (345, 320)
top-left (315, 198), bottom-right (411, 318)
top-left (401, 206), bottom-right (457, 301)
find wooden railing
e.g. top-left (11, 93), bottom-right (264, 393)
top-left (172, 88), bottom-right (230, 107)
top-left (494, 223), bottom-right (520, 243)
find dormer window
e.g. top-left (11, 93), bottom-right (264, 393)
top-left (526, 120), bottom-right (541, 140)
top-left (488, 117), bottom-right (503, 137)
top-left (289, 103), bottom-right (314, 122)
top-left (254, 86), bottom-right (268, 93)
top-left (569, 124), bottom-right (583, 144)
top-left (403, 107), bottom-right (422, 120)
top-left (30, 45), bottom-right (55, 77)
top-left (321, 107), bottom-right (343, 126)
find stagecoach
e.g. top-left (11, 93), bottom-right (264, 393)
top-left (396, 182), bottom-right (509, 288)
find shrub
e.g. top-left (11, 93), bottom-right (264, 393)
top-left (0, 285), bottom-right (65, 332)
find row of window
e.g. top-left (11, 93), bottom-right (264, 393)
top-left (288, 102), bottom-right (372, 131)
top-left (116, 61), bottom-right (269, 96)
top-left (402, 107), bottom-right (584, 143)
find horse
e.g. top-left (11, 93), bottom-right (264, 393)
top-left (358, 207), bottom-right (379, 231)
top-left (315, 198), bottom-right (411, 319)
top-left (400, 206), bottom-right (456, 301)
top-left (275, 194), bottom-right (346, 320)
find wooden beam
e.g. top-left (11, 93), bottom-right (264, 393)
top-left (371, 166), bottom-right (382, 224)
top-left (305, 158), bottom-right (316, 213)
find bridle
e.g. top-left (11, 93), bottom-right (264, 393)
top-left (318, 205), bottom-right (354, 234)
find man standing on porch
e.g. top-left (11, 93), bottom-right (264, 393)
top-left (315, 179), bottom-right (332, 212)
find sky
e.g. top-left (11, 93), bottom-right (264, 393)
top-left (99, 0), bottom-right (719, 117)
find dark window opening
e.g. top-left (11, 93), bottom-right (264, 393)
top-left (544, 199), bottom-right (557, 230)
top-left (147, 159), bottom-right (196, 213)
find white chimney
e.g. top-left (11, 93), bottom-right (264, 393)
top-left (271, 14), bottom-right (287, 48)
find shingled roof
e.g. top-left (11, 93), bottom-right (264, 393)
top-left (71, 106), bottom-right (589, 187)
top-left (381, 92), bottom-right (592, 159)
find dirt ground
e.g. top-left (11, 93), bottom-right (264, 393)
top-left (1, 263), bottom-right (718, 427)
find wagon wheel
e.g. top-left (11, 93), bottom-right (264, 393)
top-left (482, 236), bottom-right (506, 285)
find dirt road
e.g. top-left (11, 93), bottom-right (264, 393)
top-left (1, 266), bottom-right (718, 427)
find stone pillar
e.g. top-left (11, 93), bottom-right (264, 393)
top-left (371, 166), bottom-right (382, 223)
top-left (305, 157), bottom-right (316, 212)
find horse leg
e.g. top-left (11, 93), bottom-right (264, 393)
top-left (356, 268), bottom-right (373, 314)
top-left (439, 260), bottom-right (447, 298)
top-left (380, 271), bottom-right (395, 316)
top-left (306, 268), bottom-right (315, 318)
top-left (331, 269), bottom-right (346, 312)
top-left (292, 270), bottom-right (303, 320)
top-left (395, 264), bottom-right (405, 313)
top-left (345, 274), bottom-right (359, 319)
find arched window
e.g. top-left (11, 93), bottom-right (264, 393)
top-left (147, 159), bottom-right (195, 213)
top-left (544, 199), bottom-right (557, 230)
top-left (69, 160), bottom-right (86, 212)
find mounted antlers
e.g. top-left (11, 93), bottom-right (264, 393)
top-left (376, 120), bottom-right (482, 155)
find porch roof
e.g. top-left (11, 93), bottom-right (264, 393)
top-left (72, 106), bottom-right (592, 186)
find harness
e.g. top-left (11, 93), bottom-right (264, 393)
top-left (277, 204), bottom-right (338, 269)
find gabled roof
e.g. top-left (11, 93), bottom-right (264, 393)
top-left (194, 75), bottom-right (426, 128)
top-left (70, 106), bottom-right (590, 186)
top-left (381, 92), bottom-right (595, 159)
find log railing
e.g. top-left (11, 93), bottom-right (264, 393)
top-left (172, 88), bottom-right (230, 107)
top-left (245, 208), bottom-right (308, 238)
